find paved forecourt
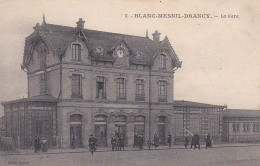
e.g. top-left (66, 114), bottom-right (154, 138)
top-left (1, 145), bottom-right (260, 166)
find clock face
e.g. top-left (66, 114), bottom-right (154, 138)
top-left (116, 49), bottom-right (124, 58)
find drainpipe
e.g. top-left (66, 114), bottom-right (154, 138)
top-left (58, 55), bottom-right (63, 99)
top-left (148, 64), bottom-right (152, 140)
top-left (57, 54), bottom-right (62, 147)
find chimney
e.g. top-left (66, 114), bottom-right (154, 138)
top-left (76, 18), bottom-right (85, 29)
top-left (152, 30), bottom-right (161, 42)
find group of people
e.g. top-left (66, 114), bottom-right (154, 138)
top-left (111, 132), bottom-right (126, 151)
top-left (33, 136), bottom-right (48, 155)
top-left (184, 133), bottom-right (213, 149)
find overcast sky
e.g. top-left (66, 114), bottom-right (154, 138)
top-left (0, 0), bottom-right (259, 116)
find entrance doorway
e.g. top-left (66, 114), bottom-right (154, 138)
top-left (94, 115), bottom-right (107, 146)
top-left (115, 115), bottom-right (127, 145)
top-left (70, 114), bottom-right (83, 148)
top-left (157, 116), bottom-right (166, 145)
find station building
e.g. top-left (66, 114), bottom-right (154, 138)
top-left (3, 17), bottom-right (257, 149)
top-left (1, 18), bottom-right (182, 148)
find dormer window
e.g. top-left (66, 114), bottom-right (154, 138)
top-left (159, 54), bottom-right (166, 69)
top-left (136, 51), bottom-right (143, 59)
top-left (96, 47), bottom-right (103, 55)
top-left (72, 44), bottom-right (81, 61)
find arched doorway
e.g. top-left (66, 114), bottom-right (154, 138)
top-left (134, 116), bottom-right (145, 136)
top-left (70, 114), bottom-right (83, 148)
top-left (157, 116), bottom-right (166, 145)
top-left (94, 115), bottom-right (107, 146)
top-left (115, 115), bottom-right (127, 145)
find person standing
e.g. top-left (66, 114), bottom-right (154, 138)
top-left (138, 135), bottom-right (144, 150)
top-left (167, 132), bottom-right (172, 148)
top-left (88, 134), bottom-right (97, 155)
top-left (111, 135), bottom-right (116, 151)
top-left (148, 139), bottom-right (152, 150)
top-left (153, 134), bottom-right (159, 149)
top-left (206, 133), bottom-right (212, 149)
top-left (40, 137), bottom-right (48, 158)
top-left (34, 136), bottom-right (40, 153)
top-left (194, 133), bottom-right (200, 150)
top-left (119, 135), bottom-right (125, 151)
top-left (190, 134), bottom-right (194, 149)
top-left (184, 135), bottom-right (189, 149)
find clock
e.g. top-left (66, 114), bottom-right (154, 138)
top-left (116, 49), bottom-right (124, 58)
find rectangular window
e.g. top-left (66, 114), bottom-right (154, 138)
top-left (72, 74), bottom-right (82, 98)
top-left (158, 80), bottom-right (167, 101)
top-left (159, 54), bottom-right (166, 69)
top-left (136, 79), bottom-right (144, 101)
top-left (72, 44), bottom-right (81, 61)
top-left (40, 73), bottom-right (48, 94)
top-left (96, 76), bottom-right (106, 99)
top-left (117, 78), bottom-right (126, 99)
top-left (40, 54), bottom-right (46, 69)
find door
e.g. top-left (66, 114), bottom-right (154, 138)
top-left (158, 124), bottom-right (165, 144)
top-left (70, 125), bottom-right (83, 148)
top-left (115, 125), bottom-right (127, 145)
top-left (94, 125), bottom-right (107, 146)
top-left (157, 116), bottom-right (166, 145)
top-left (70, 114), bottom-right (83, 148)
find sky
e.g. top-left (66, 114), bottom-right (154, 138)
top-left (0, 0), bottom-right (259, 116)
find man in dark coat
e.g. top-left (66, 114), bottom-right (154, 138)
top-left (194, 133), bottom-right (200, 150)
top-left (148, 139), bottom-right (152, 150)
top-left (153, 134), bottom-right (159, 149)
top-left (206, 133), bottom-right (212, 149)
top-left (138, 135), bottom-right (144, 150)
top-left (119, 135), bottom-right (125, 151)
top-left (34, 136), bottom-right (39, 153)
top-left (111, 135), bottom-right (116, 151)
top-left (89, 134), bottom-right (97, 155)
top-left (167, 132), bottom-right (172, 148)
top-left (190, 135), bottom-right (195, 149)
top-left (184, 135), bottom-right (189, 148)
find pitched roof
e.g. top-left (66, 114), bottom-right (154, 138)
top-left (23, 22), bottom-right (181, 68)
top-left (173, 100), bottom-right (225, 108)
top-left (1, 94), bottom-right (58, 105)
top-left (223, 109), bottom-right (260, 118)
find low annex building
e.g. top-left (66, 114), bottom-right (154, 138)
top-left (173, 100), bottom-right (226, 143)
top-left (1, 17), bottom-right (182, 148)
top-left (223, 109), bottom-right (260, 143)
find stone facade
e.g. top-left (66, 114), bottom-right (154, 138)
top-left (4, 18), bottom-right (182, 148)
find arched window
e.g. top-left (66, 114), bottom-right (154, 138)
top-left (70, 114), bottom-right (82, 124)
top-left (115, 115), bottom-right (127, 123)
top-left (72, 44), bottom-right (81, 61)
